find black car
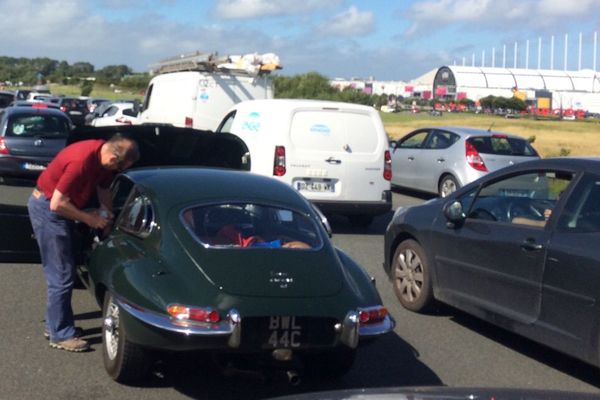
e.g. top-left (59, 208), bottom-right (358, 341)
top-left (54, 97), bottom-right (89, 127)
top-left (0, 91), bottom-right (14, 109)
top-left (0, 106), bottom-right (71, 181)
top-left (384, 157), bottom-right (600, 368)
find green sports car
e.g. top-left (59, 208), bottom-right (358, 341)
top-left (0, 125), bottom-right (394, 383)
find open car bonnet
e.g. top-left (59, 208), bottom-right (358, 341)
top-left (69, 124), bottom-right (250, 171)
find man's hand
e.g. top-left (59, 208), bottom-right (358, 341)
top-left (86, 211), bottom-right (112, 230)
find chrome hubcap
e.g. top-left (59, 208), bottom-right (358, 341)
top-left (394, 249), bottom-right (424, 303)
top-left (104, 299), bottom-right (120, 360)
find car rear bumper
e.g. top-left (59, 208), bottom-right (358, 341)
top-left (117, 298), bottom-right (393, 352)
top-left (313, 190), bottom-right (392, 216)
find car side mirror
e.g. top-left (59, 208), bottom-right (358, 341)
top-left (389, 140), bottom-right (397, 149)
top-left (444, 201), bottom-right (466, 226)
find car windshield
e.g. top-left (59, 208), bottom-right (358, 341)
top-left (6, 114), bottom-right (69, 137)
top-left (181, 203), bottom-right (322, 249)
top-left (468, 136), bottom-right (537, 156)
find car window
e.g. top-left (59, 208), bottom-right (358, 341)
top-left (217, 110), bottom-right (236, 133)
top-left (423, 130), bottom-right (458, 149)
top-left (467, 135), bottom-right (537, 156)
top-left (398, 130), bottom-right (429, 148)
top-left (103, 106), bottom-right (118, 117)
top-left (6, 114), bottom-right (70, 137)
top-left (122, 107), bottom-right (137, 117)
top-left (181, 203), bottom-right (322, 250)
top-left (467, 170), bottom-right (573, 227)
top-left (117, 190), bottom-right (155, 238)
top-left (557, 174), bottom-right (600, 233)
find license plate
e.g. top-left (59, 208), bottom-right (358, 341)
top-left (70, 111), bottom-right (82, 115)
top-left (24, 163), bottom-right (46, 171)
top-left (265, 316), bottom-right (302, 348)
top-left (295, 180), bottom-right (334, 192)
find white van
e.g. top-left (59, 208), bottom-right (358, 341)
top-left (216, 99), bottom-right (392, 226)
top-left (138, 71), bottom-right (273, 131)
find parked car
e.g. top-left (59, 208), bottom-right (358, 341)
top-left (54, 97), bottom-right (89, 127)
top-left (0, 91), bottom-right (14, 109)
top-left (0, 125), bottom-right (394, 383)
top-left (90, 102), bottom-right (139, 127)
top-left (217, 99), bottom-right (392, 226)
top-left (389, 126), bottom-right (539, 197)
top-left (0, 105), bottom-right (71, 181)
top-left (383, 157), bottom-right (600, 368)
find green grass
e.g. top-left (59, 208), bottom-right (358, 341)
top-left (382, 111), bottom-right (600, 158)
top-left (38, 83), bottom-right (145, 101)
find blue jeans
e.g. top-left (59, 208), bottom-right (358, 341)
top-left (27, 194), bottom-right (78, 342)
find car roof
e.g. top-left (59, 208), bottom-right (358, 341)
top-left (425, 126), bottom-right (526, 139)
top-left (4, 105), bottom-right (68, 117)
top-left (232, 98), bottom-right (377, 113)
top-left (124, 167), bottom-right (312, 211)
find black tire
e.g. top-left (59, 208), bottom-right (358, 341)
top-left (439, 175), bottom-right (459, 197)
top-left (391, 239), bottom-right (433, 312)
top-left (102, 293), bottom-right (151, 383)
top-left (305, 348), bottom-right (356, 380)
top-left (348, 214), bottom-right (374, 227)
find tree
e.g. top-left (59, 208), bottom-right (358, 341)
top-left (80, 80), bottom-right (94, 96)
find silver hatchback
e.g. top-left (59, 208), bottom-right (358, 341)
top-left (390, 126), bottom-right (540, 197)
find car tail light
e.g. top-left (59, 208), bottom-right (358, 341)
top-left (0, 138), bottom-right (8, 155)
top-left (383, 150), bottom-right (392, 180)
top-left (167, 304), bottom-right (220, 323)
top-left (465, 141), bottom-right (488, 172)
top-left (185, 117), bottom-right (193, 128)
top-left (273, 145), bottom-right (286, 176)
top-left (32, 103), bottom-right (48, 109)
top-left (359, 306), bottom-right (388, 325)
top-left (60, 105), bottom-right (68, 113)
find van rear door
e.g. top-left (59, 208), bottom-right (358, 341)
top-left (288, 108), bottom-right (385, 203)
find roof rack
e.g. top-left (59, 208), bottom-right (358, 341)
top-left (150, 51), bottom-right (282, 76)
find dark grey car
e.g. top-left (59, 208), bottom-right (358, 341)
top-left (384, 157), bottom-right (600, 368)
top-left (0, 106), bottom-right (70, 181)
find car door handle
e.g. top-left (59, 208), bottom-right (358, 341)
top-left (520, 239), bottom-right (543, 251)
top-left (325, 157), bottom-right (341, 164)
top-left (407, 156), bottom-right (415, 161)
top-left (437, 157), bottom-right (445, 163)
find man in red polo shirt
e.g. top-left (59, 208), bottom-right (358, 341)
top-left (27, 133), bottom-right (139, 352)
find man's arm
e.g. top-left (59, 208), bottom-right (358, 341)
top-left (49, 189), bottom-right (110, 229)
top-left (96, 186), bottom-right (113, 215)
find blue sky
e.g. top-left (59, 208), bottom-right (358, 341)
top-left (1, 0), bottom-right (599, 80)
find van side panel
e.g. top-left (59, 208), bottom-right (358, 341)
top-left (139, 72), bottom-right (197, 127)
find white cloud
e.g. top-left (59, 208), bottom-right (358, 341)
top-left (215, 0), bottom-right (340, 19)
top-left (320, 6), bottom-right (374, 37)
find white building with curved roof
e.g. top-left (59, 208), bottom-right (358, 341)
top-left (433, 66), bottom-right (600, 112)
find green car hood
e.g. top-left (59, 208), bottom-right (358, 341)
top-left (180, 239), bottom-right (344, 298)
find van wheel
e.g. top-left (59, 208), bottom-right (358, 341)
top-left (348, 215), bottom-right (374, 227)
top-left (439, 175), bottom-right (459, 197)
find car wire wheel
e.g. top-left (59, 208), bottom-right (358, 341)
top-left (392, 239), bottom-right (433, 312)
top-left (104, 298), bottom-right (120, 361)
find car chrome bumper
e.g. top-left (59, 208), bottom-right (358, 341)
top-left (118, 298), bottom-right (394, 350)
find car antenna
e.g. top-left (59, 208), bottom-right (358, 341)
top-left (487, 122), bottom-right (494, 132)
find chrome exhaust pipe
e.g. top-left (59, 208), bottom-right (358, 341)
top-left (286, 370), bottom-right (301, 386)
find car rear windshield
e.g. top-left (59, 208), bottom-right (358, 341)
top-left (467, 135), bottom-right (537, 156)
top-left (61, 98), bottom-right (88, 110)
top-left (6, 114), bottom-right (70, 138)
top-left (181, 203), bottom-right (322, 250)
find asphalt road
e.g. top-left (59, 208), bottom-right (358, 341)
top-left (1, 190), bottom-right (599, 399)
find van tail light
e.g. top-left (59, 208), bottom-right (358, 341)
top-left (167, 304), bottom-right (220, 323)
top-left (59, 105), bottom-right (68, 113)
top-left (383, 150), bottom-right (392, 181)
top-left (359, 306), bottom-right (388, 325)
top-left (185, 117), bottom-right (193, 128)
top-left (273, 145), bottom-right (286, 176)
top-left (0, 138), bottom-right (8, 154)
top-left (465, 141), bottom-right (488, 172)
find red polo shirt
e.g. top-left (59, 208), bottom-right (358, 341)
top-left (36, 139), bottom-right (115, 209)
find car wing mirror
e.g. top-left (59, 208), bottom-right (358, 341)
top-left (444, 201), bottom-right (466, 227)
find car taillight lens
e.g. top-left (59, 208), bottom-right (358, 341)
top-left (185, 117), bottom-right (193, 128)
top-left (60, 105), bottom-right (68, 113)
top-left (383, 150), bottom-right (392, 181)
top-left (273, 145), bottom-right (286, 176)
top-left (0, 138), bottom-right (8, 155)
top-left (32, 103), bottom-right (48, 109)
top-left (167, 304), bottom-right (220, 323)
top-left (465, 141), bottom-right (488, 172)
top-left (359, 306), bottom-right (388, 324)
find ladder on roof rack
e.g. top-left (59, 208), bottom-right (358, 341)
top-left (149, 51), bottom-right (281, 76)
